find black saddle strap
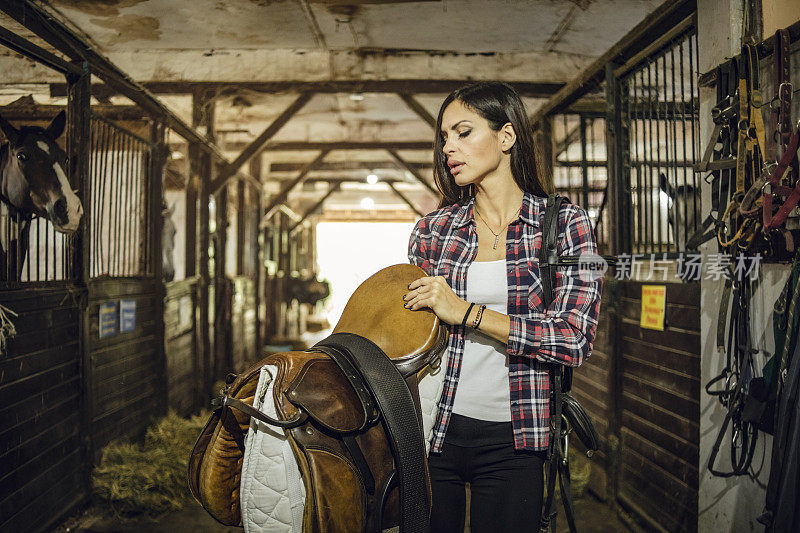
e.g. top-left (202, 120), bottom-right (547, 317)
top-left (312, 332), bottom-right (431, 533)
top-left (538, 194), bottom-right (578, 533)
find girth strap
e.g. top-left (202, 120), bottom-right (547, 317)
top-left (311, 332), bottom-right (431, 533)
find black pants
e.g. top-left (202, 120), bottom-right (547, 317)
top-left (428, 414), bottom-right (546, 533)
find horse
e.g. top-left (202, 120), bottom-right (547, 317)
top-left (0, 111), bottom-right (84, 281)
top-left (659, 173), bottom-right (701, 251)
top-left (162, 201), bottom-right (176, 282)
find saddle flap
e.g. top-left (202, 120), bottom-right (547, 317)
top-left (333, 264), bottom-right (447, 374)
top-left (284, 358), bottom-right (372, 433)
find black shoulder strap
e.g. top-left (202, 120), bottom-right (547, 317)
top-left (539, 193), bottom-right (566, 308)
top-left (539, 193), bottom-right (578, 533)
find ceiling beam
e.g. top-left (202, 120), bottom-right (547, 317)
top-left (387, 149), bottom-right (438, 197)
top-left (386, 181), bottom-right (424, 218)
top-left (399, 94), bottom-right (436, 128)
top-left (268, 160), bottom-right (431, 172)
top-left (264, 150), bottom-right (329, 213)
top-left (289, 183), bottom-right (341, 233)
top-left (211, 92), bottom-right (313, 192)
top-left (49, 80), bottom-right (565, 99)
top-left (0, 0), bottom-right (231, 162)
top-left (529, 0), bottom-right (694, 125)
top-left (259, 141), bottom-right (432, 151)
top-left (303, 177), bottom-right (404, 184)
top-left (0, 103), bottom-right (146, 122)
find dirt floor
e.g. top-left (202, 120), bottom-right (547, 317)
top-left (52, 492), bottom-right (635, 533)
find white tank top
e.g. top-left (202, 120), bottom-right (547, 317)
top-left (451, 259), bottom-right (511, 422)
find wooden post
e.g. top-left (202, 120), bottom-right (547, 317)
top-left (185, 142), bottom-right (198, 279)
top-left (186, 138), bottom-right (201, 408)
top-left (195, 88), bottom-right (214, 396)
top-left (237, 180), bottom-right (246, 276)
top-left (249, 157), bottom-right (263, 354)
top-left (276, 213), bottom-right (288, 340)
top-left (149, 120), bottom-right (168, 413)
top-left (605, 62), bottom-right (632, 256)
top-left (604, 61), bottom-right (626, 506)
top-left (533, 117), bottom-right (554, 194)
top-left (214, 181), bottom-right (230, 375)
top-left (67, 60), bottom-right (92, 495)
top-left (580, 115), bottom-right (590, 209)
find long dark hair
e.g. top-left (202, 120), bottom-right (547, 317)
top-left (433, 81), bottom-right (551, 208)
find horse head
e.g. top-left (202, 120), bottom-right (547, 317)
top-left (0, 110), bottom-right (84, 233)
top-left (659, 173), bottom-right (700, 250)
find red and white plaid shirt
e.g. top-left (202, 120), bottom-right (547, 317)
top-left (407, 191), bottom-right (602, 452)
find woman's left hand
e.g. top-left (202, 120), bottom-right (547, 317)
top-left (404, 275), bottom-right (468, 326)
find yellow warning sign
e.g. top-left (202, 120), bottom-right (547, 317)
top-left (640, 285), bottom-right (666, 331)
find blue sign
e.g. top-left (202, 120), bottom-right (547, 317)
top-left (99, 302), bottom-right (118, 338)
top-left (120, 299), bottom-right (136, 333)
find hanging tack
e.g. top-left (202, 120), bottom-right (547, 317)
top-left (0, 303), bottom-right (19, 356)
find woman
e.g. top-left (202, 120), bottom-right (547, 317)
top-left (403, 81), bottom-right (602, 532)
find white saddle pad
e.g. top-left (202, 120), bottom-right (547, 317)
top-left (240, 358), bottom-right (447, 531)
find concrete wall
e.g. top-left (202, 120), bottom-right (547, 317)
top-left (697, 1), bottom-right (796, 530)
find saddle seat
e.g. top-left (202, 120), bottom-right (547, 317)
top-left (188, 264), bottom-right (448, 530)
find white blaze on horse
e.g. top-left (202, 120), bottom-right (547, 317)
top-left (0, 111), bottom-right (84, 280)
top-left (659, 172), bottom-right (701, 251)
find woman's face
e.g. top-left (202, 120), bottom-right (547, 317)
top-left (440, 100), bottom-right (511, 187)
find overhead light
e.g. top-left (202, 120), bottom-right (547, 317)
top-left (366, 173), bottom-right (379, 184)
top-left (350, 93), bottom-right (364, 101)
top-left (360, 197), bottom-right (375, 210)
top-left (170, 151), bottom-right (184, 160)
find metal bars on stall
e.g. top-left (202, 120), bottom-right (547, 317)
top-left (619, 28), bottom-right (700, 256)
top-left (88, 114), bottom-right (156, 278)
top-left (552, 113), bottom-right (610, 253)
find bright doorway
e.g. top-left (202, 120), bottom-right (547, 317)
top-left (314, 221), bottom-right (416, 332)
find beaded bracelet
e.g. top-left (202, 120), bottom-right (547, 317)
top-left (472, 304), bottom-right (486, 329)
top-left (461, 302), bottom-right (476, 328)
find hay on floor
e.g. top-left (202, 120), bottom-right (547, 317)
top-left (92, 409), bottom-right (209, 518)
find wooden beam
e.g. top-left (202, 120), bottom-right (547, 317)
top-left (0, 103), bottom-right (146, 122)
top-left (0, 24), bottom-right (83, 76)
top-left (386, 181), bottom-right (424, 218)
top-left (49, 80), bottom-right (565, 98)
top-left (289, 183), bottom-right (342, 232)
top-left (533, 117), bottom-right (554, 193)
top-left (236, 180), bottom-right (246, 276)
top-left (195, 89), bottom-right (214, 396)
top-left (529, 0), bottom-right (695, 124)
top-left (399, 94), bottom-right (436, 128)
top-left (387, 149), bottom-right (439, 197)
top-left (259, 141), bottom-right (432, 151)
top-left (269, 160), bottom-right (431, 172)
top-left (249, 156), bottom-right (263, 351)
top-left (613, 14), bottom-right (694, 79)
top-left (212, 93), bottom-right (313, 191)
top-left (264, 150), bottom-right (330, 213)
top-left (0, 0), bottom-right (250, 173)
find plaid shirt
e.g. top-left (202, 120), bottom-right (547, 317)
top-left (407, 191), bottom-right (602, 452)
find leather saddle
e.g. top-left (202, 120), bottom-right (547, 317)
top-left (188, 264), bottom-right (448, 532)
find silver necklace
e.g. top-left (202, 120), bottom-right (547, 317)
top-left (473, 205), bottom-right (521, 250)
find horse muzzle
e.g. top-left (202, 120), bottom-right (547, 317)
top-left (50, 195), bottom-right (84, 233)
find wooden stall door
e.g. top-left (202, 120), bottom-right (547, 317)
top-left (572, 278), bottom-right (701, 532)
top-left (0, 286), bottom-right (88, 532)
